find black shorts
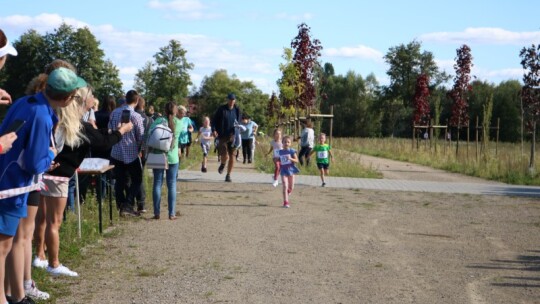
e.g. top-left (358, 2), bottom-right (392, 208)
top-left (27, 190), bottom-right (40, 207)
top-left (317, 163), bottom-right (329, 170)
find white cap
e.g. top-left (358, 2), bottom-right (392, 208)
top-left (0, 38), bottom-right (17, 57)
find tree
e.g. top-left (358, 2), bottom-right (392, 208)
top-left (448, 45), bottom-right (473, 155)
top-left (382, 40), bottom-right (448, 137)
top-left (1, 24), bottom-right (121, 103)
top-left (42, 24), bottom-right (105, 88)
top-left (384, 40), bottom-right (448, 107)
top-left (519, 44), bottom-right (540, 171)
top-left (492, 80), bottom-right (521, 142)
top-left (2, 29), bottom-right (46, 99)
top-left (291, 23), bottom-right (323, 111)
top-left (277, 48), bottom-right (300, 118)
top-left (266, 92), bottom-right (281, 127)
top-left (134, 61), bottom-right (156, 102)
top-left (192, 69), bottom-right (269, 128)
top-left (96, 59), bottom-right (124, 102)
top-left (449, 45), bottom-right (473, 128)
top-left (154, 40), bottom-right (193, 100)
top-left (322, 71), bottom-right (381, 137)
top-left (412, 74), bottom-right (431, 126)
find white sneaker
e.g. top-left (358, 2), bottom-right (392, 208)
top-left (272, 179), bottom-right (279, 187)
top-left (47, 264), bottom-right (79, 277)
top-left (32, 256), bottom-right (48, 268)
top-left (25, 280), bottom-right (50, 300)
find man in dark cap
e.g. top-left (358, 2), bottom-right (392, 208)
top-left (212, 93), bottom-right (241, 182)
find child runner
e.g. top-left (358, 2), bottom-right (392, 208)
top-left (310, 133), bottom-right (334, 187)
top-left (266, 128), bottom-right (282, 187)
top-left (196, 116), bottom-right (213, 173)
top-left (279, 135), bottom-right (299, 208)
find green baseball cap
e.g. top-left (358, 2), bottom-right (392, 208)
top-left (46, 67), bottom-right (87, 94)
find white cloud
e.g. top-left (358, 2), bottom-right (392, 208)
top-left (473, 67), bottom-right (524, 81)
top-left (324, 45), bottom-right (384, 62)
top-left (0, 13), bottom-right (89, 31)
top-left (147, 0), bottom-right (219, 20)
top-left (420, 27), bottom-right (540, 45)
top-left (0, 13), bottom-right (279, 93)
top-left (275, 12), bottom-right (313, 21)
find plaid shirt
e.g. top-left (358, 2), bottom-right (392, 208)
top-left (108, 105), bottom-right (145, 164)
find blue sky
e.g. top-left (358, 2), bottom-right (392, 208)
top-left (1, 0), bottom-right (539, 95)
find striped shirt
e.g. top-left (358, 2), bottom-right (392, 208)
top-left (108, 105), bottom-right (145, 164)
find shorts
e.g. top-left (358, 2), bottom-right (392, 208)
top-left (317, 163), bottom-right (329, 170)
top-left (201, 142), bottom-right (211, 156)
top-left (217, 135), bottom-right (234, 156)
top-left (41, 178), bottom-right (69, 198)
top-left (27, 190), bottom-right (40, 207)
top-left (0, 213), bottom-right (20, 236)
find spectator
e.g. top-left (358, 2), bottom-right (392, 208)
top-left (176, 106), bottom-right (194, 158)
top-left (135, 97), bottom-right (153, 213)
top-left (38, 85), bottom-right (132, 278)
top-left (0, 66), bottom-right (86, 304)
top-left (108, 90), bottom-right (145, 217)
top-left (240, 114), bottom-right (258, 164)
top-left (212, 93), bottom-right (242, 182)
top-left (298, 120), bottom-right (315, 166)
top-left (150, 102), bottom-right (181, 220)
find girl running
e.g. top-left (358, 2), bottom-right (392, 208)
top-left (278, 135), bottom-right (300, 208)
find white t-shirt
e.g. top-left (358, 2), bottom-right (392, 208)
top-left (199, 126), bottom-right (213, 145)
top-left (300, 127), bottom-right (315, 148)
top-left (271, 140), bottom-right (283, 158)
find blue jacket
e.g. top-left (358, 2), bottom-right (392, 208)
top-left (0, 93), bottom-right (56, 217)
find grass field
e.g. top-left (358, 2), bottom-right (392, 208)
top-left (334, 137), bottom-right (540, 185)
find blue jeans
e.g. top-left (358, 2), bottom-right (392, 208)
top-left (152, 163), bottom-right (179, 217)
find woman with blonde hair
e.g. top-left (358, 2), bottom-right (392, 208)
top-left (36, 85), bottom-right (133, 277)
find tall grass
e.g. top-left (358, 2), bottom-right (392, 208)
top-left (253, 137), bottom-right (382, 179)
top-left (335, 137), bottom-right (540, 185)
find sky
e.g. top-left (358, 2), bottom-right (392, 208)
top-left (1, 0), bottom-right (539, 95)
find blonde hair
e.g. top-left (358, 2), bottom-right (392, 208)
top-left (55, 86), bottom-right (89, 148)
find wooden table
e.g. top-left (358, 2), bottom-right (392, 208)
top-left (77, 164), bottom-right (115, 234)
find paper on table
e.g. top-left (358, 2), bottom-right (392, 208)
top-left (79, 158), bottom-right (110, 171)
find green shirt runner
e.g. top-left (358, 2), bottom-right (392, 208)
top-left (313, 144), bottom-right (331, 165)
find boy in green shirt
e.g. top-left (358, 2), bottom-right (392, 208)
top-left (310, 133), bottom-right (334, 187)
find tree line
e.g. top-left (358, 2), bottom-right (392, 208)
top-left (0, 23), bottom-right (529, 143)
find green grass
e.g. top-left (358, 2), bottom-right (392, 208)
top-left (334, 137), bottom-right (540, 185)
top-left (33, 189), bottom-right (117, 303)
top-left (253, 138), bottom-right (382, 179)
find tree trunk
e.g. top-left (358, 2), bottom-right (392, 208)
top-left (529, 121), bottom-right (536, 174)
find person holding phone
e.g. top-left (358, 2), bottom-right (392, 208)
top-left (0, 66), bottom-right (87, 304)
top-left (108, 90), bottom-right (145, 217)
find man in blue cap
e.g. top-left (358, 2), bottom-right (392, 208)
top-left (212, 93), bottom-right (242, 182)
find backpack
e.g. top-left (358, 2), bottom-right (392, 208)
top-left (146, 121), bottom-right (174, 152)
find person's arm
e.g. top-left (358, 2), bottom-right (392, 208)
top-left (87, 122), bottom-right (132, 151)
top-left (24, 115), bottom-right (55, 175)
top-left (0, 132), bottom-right (17, 154)
top-left (195, 127), bottom-right (202, 142)
top-left (267, 144), bottom-right (273, 156)
top-left (289, 150), bottom-right (299, 163)
top-left (0, 88), bottom-right (13, 105)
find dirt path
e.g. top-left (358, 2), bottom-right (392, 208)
top-left (57, 154), bottom-right (539, 304)
top-left (353, 152), bottom-right (503, 184)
